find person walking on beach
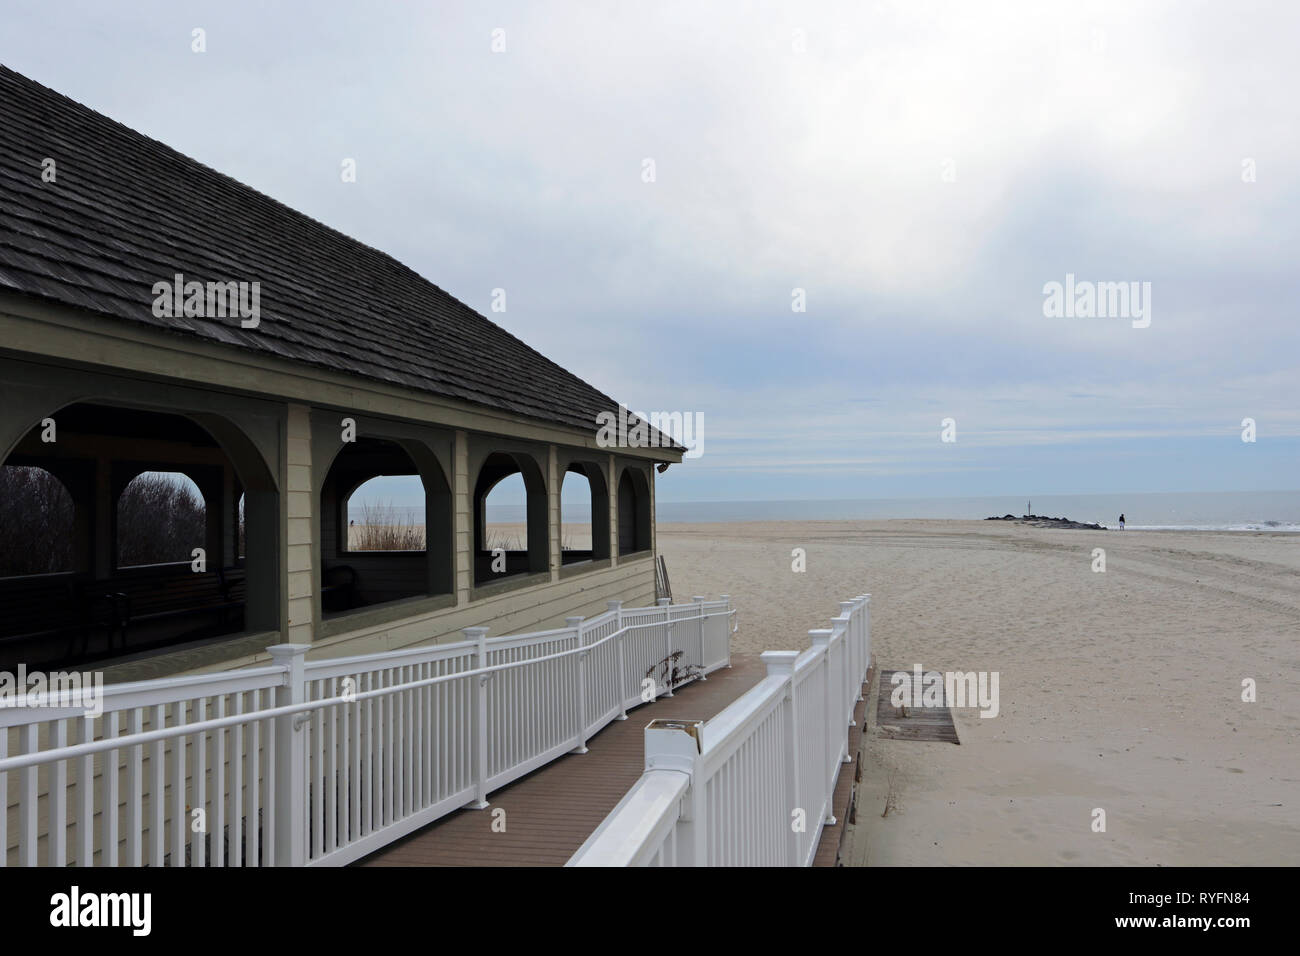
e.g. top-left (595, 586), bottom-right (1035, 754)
top-left (1118, 513), bottom-right (1125, 529)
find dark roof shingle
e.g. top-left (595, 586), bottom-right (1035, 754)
top-left (0, 65), bottom-right (676, 448)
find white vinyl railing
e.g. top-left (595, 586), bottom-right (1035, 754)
top-left (567, 594), bottom-right (870, 867)
top-left (1, 595), bottom-right (734, 867)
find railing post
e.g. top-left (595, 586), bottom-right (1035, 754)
top-left (606, 600), bottom-right (628, 720)
top-left (808, 630), bottom-right (838, 824)
top-left (268, 643), bottom-right (310, 866)
top-left (838, 604), bottom-right (857, 726)
top-left (463, 626), bottom-right (491, 809)
top-left (567, 616), bottom-right (589, 754)
top-left (850, 597), bottom-right (865, 698)
top-left (692, 596), bottom-right (707, 680)
top-left (644, 719), bottom-right (706, 866)
top-left (720, 594), bottom-right (732, 667)
top-left (657, 597), bottom-right (674, 697)
top-left (761, 650), bottom-right (801, 866)
top-left (831, 618), bottom-right (846, 739)
top-left (862, 594), bottom-right (871, 674)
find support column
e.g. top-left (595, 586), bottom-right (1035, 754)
top-left (607, 453), bottom-right (618, 566)
top-left (548, 444), bottom-right (561, 580)
top-left (454, 430), bottom-right (471, 604)
top-left (193, 467), bottom-right (225, 570)
top-left (46, 460), bottom-right (94, 575)
top-left (92, 456), bottom-right (113, 579)
top-left (649, 459), bottom-right (657, 557)
top-left (221, 464), bottom-right (238, 567)
top-left (284, 404), bottom-right (314, 643)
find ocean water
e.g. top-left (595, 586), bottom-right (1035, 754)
top-left (654, 490), bottom-right (1300, 532)
top-left (352, 490), bottom-right (1300, 532)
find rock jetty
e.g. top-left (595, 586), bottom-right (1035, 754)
top-left (984, 513), bottom-right (1106, 530)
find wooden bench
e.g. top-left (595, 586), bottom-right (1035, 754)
top-left (0, 566), bottom-right (246, 666)
top-left (109, 564), bottom-right (245, 642)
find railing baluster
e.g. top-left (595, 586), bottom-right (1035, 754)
top-left (76, 715), bottom-right (95, 866)
top-left (0, 724), bottom-right (7, 867)
top-left (232, 692), bottom-right (244, 866)
top-left (384, 670), bottom-right (394, 825)
top-left (213, 696), bottom-right (225, 868)
top-left (125, 709), bottom-right (142, 866)
top-left (48, 719), bottom-right (67, 866)
top-left (170, 700), bottom-right (186, 866)
top-left (104, 712), bottom-right (119, 867)
top-left (19, 722), bottom-right (38, 866)
top-left (341, 678), bottom-right (353, 849)
top-left (247, 696), bottom-right (259, 867)
top-left (349, 678), bottom-right (361, 840)
top-left (313, 690), bottom-right (324, 858)
top-left (193, 697), bottom-right (206, 868)
top-left (264, 688), bottom-right (276, 865)
top-left (411, 668), bottom-right (421, 815)
top-left (327, 678), bottom-right (338, 855)
top-left (364, 673), bottom-right (374, 835)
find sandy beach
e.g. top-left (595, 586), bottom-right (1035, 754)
top-left (658, 519), bottom-right (1300, 866)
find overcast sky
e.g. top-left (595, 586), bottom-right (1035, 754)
top-left (3, 1), bottom-right (1297, 503)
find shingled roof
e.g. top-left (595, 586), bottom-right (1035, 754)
top-left (0, 65), bottom-right (677, 449)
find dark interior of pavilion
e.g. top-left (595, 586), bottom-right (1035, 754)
top-left (0, 402), bottom-right (276, 672)
top-left (318, 436), bottom-right (453, 617)
top-left (0, 400), bottom-right (659, 671)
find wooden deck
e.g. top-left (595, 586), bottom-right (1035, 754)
top-left (876, 669), bottom-right (960, 743)
top-left (359, 653), bottom-right (870, 867)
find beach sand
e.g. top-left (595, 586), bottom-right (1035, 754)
top-left (657, 519), bottom-right (1300, 865)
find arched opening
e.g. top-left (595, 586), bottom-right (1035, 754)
top-left (473, 451), bottom-right (548, 585)
top-left (560, 462), bottom-right (610, 566)
top-left (0, 465), bottom-right (76, 576)
top-left (617, 467), bottom-right (652, 556)
top-left (116, 471), bottom-right (205, 568)
top-left (345, 475), bottom-right (426, 552)
top-left (319, 437), bottom-right (453, 615)
top-left (0, 402), bottom-right (278, 671)
top-left (484, 472), bottom-right (527, 553)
